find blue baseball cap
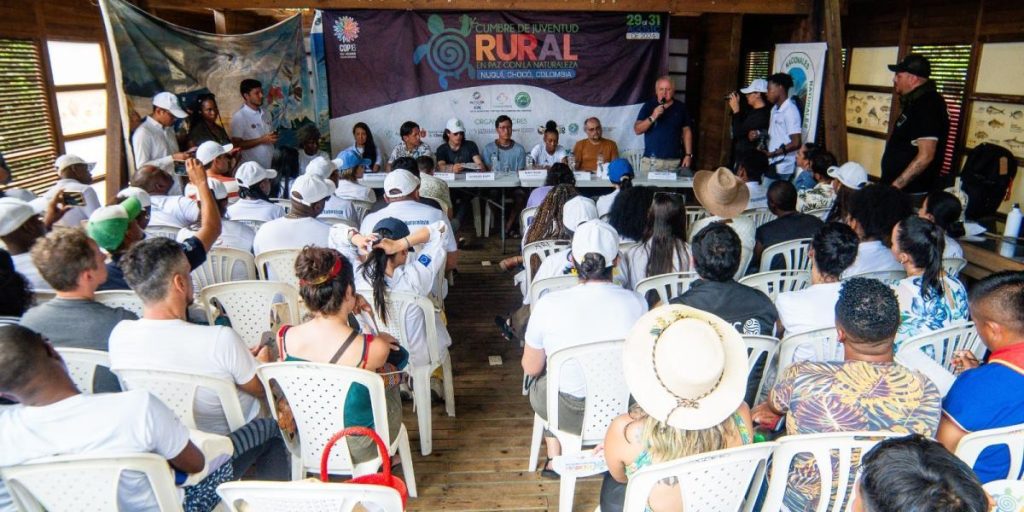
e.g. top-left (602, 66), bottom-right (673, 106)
top-left (607, 158), bottom-right (634, 184)
top-left (372, 217), bottom-right (411, 240)
top-left (333, 148), bottom-right (372, 171)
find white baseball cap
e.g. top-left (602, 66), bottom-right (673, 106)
top-left (152, 91), bottom-right (187, 119)
top-left (116, 186), bottom-right (152, 208)
top-left (195, 141), bottom-right (233, 166)
top-left (235, 162), bottom-right (278, 188)
top-left (562, 196), bottom-right (599, 231)
top-left (290, 174), bottom-right (334, 206)
top-left (54, 154), bottom-right (96, 175)
top-left (304, 156), bottom-right (337, 181)
top-left (185, 178), bottom-right (229, 201)
top-left (571, 219), bottom-right (619, 266)
top-left (0, 198), bottom-right (37, 237)
top-left (383, 169), bottom-right (420, 199)
top-left (739, 79), bottom-right (768, 94)
top-left (827, 161), bottom-right (870, 190)
top-left (446, 118), bottom-right (465, 134)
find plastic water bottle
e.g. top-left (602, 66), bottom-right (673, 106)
top-left (525, 154), bottom-right (535, 170)
top-left (490, 154), bottom-right (499, 174)
top-left (567, 151), bottom-right (576, 171)
top-left (1005, 203), bottom-right (1023, 239)
top-left (596, 153), bottom-right (605, 176)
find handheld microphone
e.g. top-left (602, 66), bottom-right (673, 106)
top-left (659, 97), bottom-right (667, 105)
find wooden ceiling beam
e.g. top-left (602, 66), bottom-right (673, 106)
top-left (141, 0), bottom-right (811, 16)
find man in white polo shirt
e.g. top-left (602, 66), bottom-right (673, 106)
top-left (227, 162), bottom-right (285, 223)
top-left (360, 169), bottom-right (458, 271)
top-left (765, 73), bottom-right (803, 184)
top-left (252, 173), bottom-right (332, 255)
top-left (230, 79), bottom-right (276, 170)
top-left (132, 165), bottom-right (199, 228)
top-left (41, 154), bottom-right (101, 228)
top-left (132, 91), bottom-right (190, 195)
top-left (195, 141), bottom-right (239, 203)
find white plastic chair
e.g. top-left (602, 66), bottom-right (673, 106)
top-left (942, 257), bottom-right (967, 278)
top-left (984, 479), bottom-right (1024, 511)
top-left (522, 239), bottom-right (571, 297)
top-left (270, 198), bottom-right (292, 214)
top-left (759, 238), bottom-right (813, 273)
top-left (685, 206), bottom-right (707, 236)
top-left (520, 206), bottom-right (538, 234)
top-left (767, 327), bottom-right (844, 399)
top-left (743, 208), bottom-right (776, 229)
top-left (529, 275), bottom-right (579, 308)
top-left (234, 219), bottom-right (265, 232)
top-left (255, 248), bottom-right (302, 288)
top-left (761, 431), bottom-right (901, 512)
top-left (199, 281), bottom-right (300, 349)
top-left (192, 247), bottom-right (257, 291)
top-left (255, 362), bottom-right (417, 497)
top-left (634, 271), bottom-right (699, 306)
top-left (955, 423), bottom-right (1024, 481)
top-left (735, 244), bottom-right (754, 280)
top-left (739, 270), bottom-right (811, 303)
top-left (527, 339), bottom-right (629, 512)
top-left (56, 348), bottom-right (110, 395)
top-left (894, 323), bottom-right (983, 396)
top-left (1, 452), bottom-right (183, 512)
top-left (115, 367), bottom-right (249, 432)
top-left (357, 288), bottom-right (454, 456)
top-left (744, 335), bottom-right (780, 403)
top-left (806, 207), bottom-right (831, 220)
top-left (352, 200), bottom-right (374, 224)
top-left (144, 224), bottom-right (181, 240)
top-left (624, 442), bottom-right (778, 512)
top-left (845, 269), bottom-right (908, 285)
top-left (320, 217), bottom-right (359, 229)
top-left (217, 480), bottom-right (404, 512)
top-left (93, 290), bottom-right (145, 317)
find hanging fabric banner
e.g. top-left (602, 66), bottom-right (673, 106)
top-left (321, 10), bottom-right (668, 158)
top-left (772, 42), bottom-right (828, 143)
top-left (100, 0), bottom-right (313, 171)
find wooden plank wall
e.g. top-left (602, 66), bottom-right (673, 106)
top-left (695, 14), bottom-right (743, 171)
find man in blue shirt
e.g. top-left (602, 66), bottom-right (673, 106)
top-left (938, 271), bottom-right (1024, 483)
top-left (633, 76), bottom-right (693, 173)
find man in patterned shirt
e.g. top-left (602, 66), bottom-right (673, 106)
top-left (753, 278), bottom-right (940, 511)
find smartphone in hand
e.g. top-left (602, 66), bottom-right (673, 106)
top-left (63, 190), bottom-right (85, 206)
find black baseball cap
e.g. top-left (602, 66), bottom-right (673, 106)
top-left (888, 54), bottom-right (931, 79)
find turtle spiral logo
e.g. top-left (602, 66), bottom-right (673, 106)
top-left (412, 15), bottom-right (477, 90)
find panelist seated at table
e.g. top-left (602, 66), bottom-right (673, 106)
top-left (435, 117), bottom-right (486, 173)
top-left (482, 115), bottom-right (527, 172)
top-left (572, 117), bottom-right (619, 172)
top-left (528, 121), bottom-right (568, 169)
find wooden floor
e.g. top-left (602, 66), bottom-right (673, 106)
top-left (401, 235), bottom-right (601, 512)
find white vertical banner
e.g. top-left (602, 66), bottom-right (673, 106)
top-left (772, 42), bottom-right (828, 143)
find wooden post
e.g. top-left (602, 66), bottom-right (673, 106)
top-left (821, 0), bottom-right (848, 161)
top-left (696, 13), bottom-right (743, 170)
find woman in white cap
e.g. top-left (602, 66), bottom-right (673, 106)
top-left (334, 148), bottom-right (377, 205)
top-left (601, 305), bottom-right (753, 512)
top-left (435, 117), bottom-right (485, 172)
top-left (227, 162), bottom-right (285, 224)
top-left (824, 161), bottom-right (869, 223)
top-left (522, 220), bottom-right (647, 478)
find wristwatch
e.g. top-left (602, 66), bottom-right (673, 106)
top-left (648, 116), bottom-right (655, 123)
top-left (685, 153), bottom-right (694, 158)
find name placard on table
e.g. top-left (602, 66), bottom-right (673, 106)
top-left (466, 172), bottom-right (496, 181)
top-left (573, 171), bottom-right (592, 182)
top-left (433, 172), bottom-right (456, 182)
top-left (518, 170), bottom-right (546, 180)
top-left (648, 171), bottom-right (678, 181)
top-left (362, 172), bottom-right (386, 180)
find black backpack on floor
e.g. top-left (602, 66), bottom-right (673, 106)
top-left (960, 143), bottom-right (1018, 220)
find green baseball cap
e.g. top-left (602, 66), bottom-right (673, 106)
top-left (87, 196), bottom-right (142, 252)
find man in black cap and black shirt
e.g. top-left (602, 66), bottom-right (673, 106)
top-left (881, 54), bottom-right (950, 200)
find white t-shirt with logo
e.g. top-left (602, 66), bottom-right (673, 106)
top-left (150, 195), bottom-right (200, 228)
top-left (252, 216), bottom-right (330, 255)
top-left (528, 144), bottom-right (568, 168)
top-left (776, 281), bottom-right (843, 336)
top-left (361, 200), bottom-right (457, 253)
top-left (319, 195), bottom-right (359, 224)
top-left (108, 319), bottom-right (261, 435)
top-left (226, 198), bottom-right (285, 223)
top-left (525, 282), bottom-right (647, 397)
top-left (11, 252), bottom-right (51, 292)
top-left (0, 390), bottom-right (190, 512)
top-left (230, 105), bottom-right (274, 169)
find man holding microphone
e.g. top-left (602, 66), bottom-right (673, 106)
top-left (634, 75), bottom-right (694, 174)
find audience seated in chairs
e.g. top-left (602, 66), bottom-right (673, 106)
top-left (303, 156), bottom-right (361, 224)
top-left (22, 229), bottom-right (136, 392)
top-left (331, 217), bottom-right (453, 369)
top-left (607, 185), bottom-right (657, 244)
top-left (106, 237), bottom-right (288, 481)
top-left (0, 193), bottom-right (71, 292)
top-left (274, 246), bottom-right (407, 464)
top-left (0, 250), bottom-right (32, 325)
top-left (823, 161), bottom-right (868, 224)
top-left (0, 325), bottom-right (238, 512)
top-left (891, 216), bottom-right (969, 350)
top-left (621, 191), bottom-right (693, 292)
top-left (133, 165), bottom-right (200, 228)
top-left (938, 271), bottom-right (1024, 483)
top-left (179, 178), bottom-right (254, 257)
top-left (841, 184), bottom-right (911, 278)
top-left (775, 222), bottom-right (858, 337)
top-left (752, 278), bottom-right (940, 511)
top-left (920, 190), bottom-right (966, 259)
top-left (332, 148), bottom-right (377, 206)
top-left (496, 182), bottom-right (578, 275)
top-left (796, 148), bottom-right (839, 214)
top-left (689, 167), bottom-right (756, 257)
top-left (417, 156), bottom-right (454, 220)
top-left (116, 186), bottom-right (153, 230)
top-left (522, 220), bottom-right (647, 478)
top-left (252, 174), bottom-right (332, 256)
top-left (854, 434), bottom-right (990, 512)
top-left (600, 305), bottom-right (753, 512)
top-left (754, 181), bottom-right (824, 270)
top-left (596, 159), bottom-right (634, 219)
top-left (736, 151), bottom-right (768, 210)
top-left (527, 163), bottom-right (575, 209)
top-left (228, 162), bottom-right (286, 223)
top-left (671, 223), bottom-right (778, 337)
